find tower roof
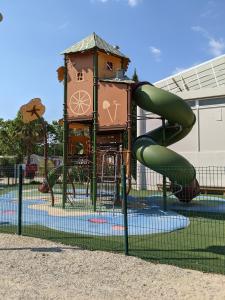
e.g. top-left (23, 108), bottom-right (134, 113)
top-left (61, 32), bottom-right (130, 60)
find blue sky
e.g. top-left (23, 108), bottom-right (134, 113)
top-left (0, 0), bottom-right (225, 121)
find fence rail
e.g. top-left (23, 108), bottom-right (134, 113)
top-left (1, 164), bottom-right (225, 274)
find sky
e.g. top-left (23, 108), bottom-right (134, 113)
top-left (0, 0), bottom-right (225, 121)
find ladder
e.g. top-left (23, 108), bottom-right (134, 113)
top-left (98, 150), bottom-right (121, 211)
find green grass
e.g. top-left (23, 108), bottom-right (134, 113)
top-left (1, 212), bottom-right (225, 274)
top-left (1, 184), bottom-right (225, 274)
top-left (129, 216), bottom-right (225, 274)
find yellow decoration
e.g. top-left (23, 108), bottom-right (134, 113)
top-left (20, 98), bottom-right (45, 123)
top-left (57, 66), bottom-right (65, 82)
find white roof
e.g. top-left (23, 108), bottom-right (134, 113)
top-left (154, 54), bottom-right (225, 94)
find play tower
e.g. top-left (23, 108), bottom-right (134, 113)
top-left (58, 32), bottom-right (199, 210)
top-left (60, 33), bottom-right (133, 209)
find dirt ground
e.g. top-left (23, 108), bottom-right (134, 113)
top-left (0, 233), bottom-right (225, 300)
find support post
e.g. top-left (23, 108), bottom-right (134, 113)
top-left (136, 106), bottom-right (146, 190)
top-left (17, 165), bottom-right (23, 235)
top-left (62, 55), bottom-right (68, 209)
top-left (92, 49), bottom-right (98, 211)
top-left (122, 164), bottom-right (129, 255)
top-left (162, 118), bottom-right (167, 211)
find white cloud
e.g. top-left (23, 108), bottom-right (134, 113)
top-left (191, 26), bottom-right (207, 35)
top-left (90, 0), bottom-right (108, 3)
top-left (200, 0), bottom-right (218, 18)
top-left (91, 0), bottom-right (142, 7)
top-left (128, 0), bottom-right (142, 6)
top-left (208, 38), bottom-right (225, 56)
top-left (149, 46), bottom-right (162, 62)
top-left (191, 25), bottom-right (225, 57)
top-left (172, 67), bottom-right (185, 75)
top-left (171, 62), bottom-right (200, 75)
top-left (58, 22), bottom-right (69, 30)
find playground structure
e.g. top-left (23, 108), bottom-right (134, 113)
top-left (2, 32), bottom-right (225, 276)
top-left (40, 33), bottom-right (200, 209)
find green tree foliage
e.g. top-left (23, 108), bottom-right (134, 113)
top-left (47, 121), bottom-right (63, 156)
top-left (132, 68), bottom-right (139, 82)
top-left (131, 68), bottom-right (139, 140)
top-left (0, 116), bottom-right (63, 163)
top-left (123, 68), bottom-right (139, 145)
top-left (14, 114), bottom-right (45, 164)
top-left (131, 68), bottom-right (139, 179)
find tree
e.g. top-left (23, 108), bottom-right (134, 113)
top-left (131, 68), bottom-right (139, 140)
top-left (46, 121), bottom-right (63, 156)
top-left (14, 114), bottom-right (45, 164)
top-left (0, 118), bottom-right (22, 162)
top-left (0, 116), bottom-right (63, 164)
top-left (132, 68), bottom-right (139, 82)
top-left (131, 68), bottom-right (139, 179)
top-left (0, 115), bottom-right (45, 163)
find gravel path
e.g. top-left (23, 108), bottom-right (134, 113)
top-left (0, 233), bottom-right (225, 300)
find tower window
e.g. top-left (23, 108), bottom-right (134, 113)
top-left (77, 72), bottom-right (83, 81)
top-left (106, 61), bottom-right (113, 71)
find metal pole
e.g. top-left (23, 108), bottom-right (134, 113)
top-left (162, 118), bottom-right (167, 211)
top-left (92, 49), bottom-right (98, 211)
top-left (62, 55), bottom-right (68, 209)
top-left (17, 165), bottom-right (23, 235)
top-left (122, 164), bottom-right (129, 255)
top-left (34, 112), bottom-right (54, 206)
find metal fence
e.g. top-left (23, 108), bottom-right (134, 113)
top-left (1, 164), bottom-right (225, 274)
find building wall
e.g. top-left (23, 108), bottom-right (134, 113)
top-left (143, 98), bottom-right (225, 166)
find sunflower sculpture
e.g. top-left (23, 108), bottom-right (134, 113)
top-left (19, 99), bottom-right (54, 202)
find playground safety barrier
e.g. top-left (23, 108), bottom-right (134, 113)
top-left (0, 164), bottom-right (225, 274)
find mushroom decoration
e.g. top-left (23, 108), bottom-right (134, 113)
top-left (103, 100), bottom-right (113, 123)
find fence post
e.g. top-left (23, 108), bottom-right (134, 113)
top-left (162, 118), bottom-right (167, 211)
top-left (122, 164), bottom-right (129, 255)
top-left (17, 165), bottom-right (23, 235)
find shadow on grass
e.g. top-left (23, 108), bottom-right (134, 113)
top-left (0, 246), bottom-right (81, 252)
top-left (130, 246), bottom-right (225, 256)
top-left (175, 210), bottom-right (225, 221)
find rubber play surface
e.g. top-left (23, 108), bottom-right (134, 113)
top-left (0, 191), bottom-right (190, 236)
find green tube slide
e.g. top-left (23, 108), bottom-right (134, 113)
top-left (132, 82), bottom-right (200, 202)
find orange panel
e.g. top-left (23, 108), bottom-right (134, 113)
top-left (69, 123), bottom-right (89, 130)
top-left (68, 136), bottom-right (90, 155)
top-left (98, 82), bottom-right (128, 129)
top-left (67, 53), bottom-right (93, 120)
top-left (98, 52), bottom-right (122, 79)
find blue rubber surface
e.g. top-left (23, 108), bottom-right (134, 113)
top-left (0, 191), bottom-right (189, 236)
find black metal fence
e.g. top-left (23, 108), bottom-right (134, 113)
top-left (1, 164), bottom-right (225, 274)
